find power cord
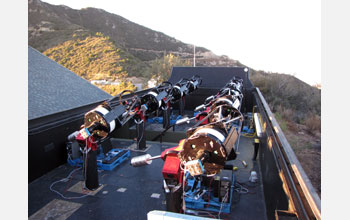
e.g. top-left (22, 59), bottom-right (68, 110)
top-left (49, 167), bottom-right (91, 200)
top-left (50, 144), bottom-right (92, 200)
top-left (217, 189), bottom-right (229, 219)
top-left (234, 182), bottom-right (249, 194)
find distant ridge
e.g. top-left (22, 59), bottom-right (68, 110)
top-left (29, 0), bottom-right (238, 66)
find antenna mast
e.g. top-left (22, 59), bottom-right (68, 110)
top-left (193, 45), bottom-right (196, 67)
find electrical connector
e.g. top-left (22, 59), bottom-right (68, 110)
top-left (185, 160), bottom-right (204, 176)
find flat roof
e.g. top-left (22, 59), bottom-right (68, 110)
top-left (28, 136), bottom-right (267, 220)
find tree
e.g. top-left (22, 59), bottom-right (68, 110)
top-left (97, 81), bottom-right (136, 96)
top-left (43, 32), bottom-right (136, 95)
top-left (146, 54), bottom-right (191, 85)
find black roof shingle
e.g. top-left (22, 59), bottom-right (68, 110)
top-left (28, 46), bottom-right (112, 120)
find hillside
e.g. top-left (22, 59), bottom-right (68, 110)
top-left (250, 71), bottom-right (321, 119)
top-left (29, 0), bottom-right (240, 67)
top-left (29, 0), bottom-right (206, 60)
top-left (43, 32), bottom-right (143, 80)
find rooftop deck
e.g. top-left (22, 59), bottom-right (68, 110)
top-left (28, 66), bottom-right (321, 220)
top-left (28, 135), bottom-right (267, 220)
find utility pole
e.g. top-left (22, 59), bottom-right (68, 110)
top-left (193, 44), bottom-right (196, 67)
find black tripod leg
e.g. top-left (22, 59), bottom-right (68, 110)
top-left (85, 149), bottom-right (99, 190)
top-left (163, 107), bottom-right (171, 129)
top-left (165, 188), bottom-right (182, 213)
top-left (179, 96), bottom-right (185, 116)
top-left (137, 120), bottom-right (146, 150)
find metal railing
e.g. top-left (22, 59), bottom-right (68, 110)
top-left (255, 88), bottom-right (321, 220)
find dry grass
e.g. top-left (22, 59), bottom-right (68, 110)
top-left (305, 114), bottom-right (321, 134)
top-left (272, 105), bottom-right (321, 197)
top-left (277, 115), bottom-right (321, 197)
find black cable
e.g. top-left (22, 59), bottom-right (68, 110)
top-left (236, 180), bottom-right (259, 188)
top-left (158, 81), bottom-right (173, 87)
top-left (151, 123), bottom-right (176, 141)
top-left (231, 188), bottom-right (241, 204)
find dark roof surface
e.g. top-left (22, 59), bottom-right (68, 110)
top-left (28, 137), bottom-right (267, 220)
top-left (169, 67), bottom-right (254, 89)
top-left (28, 46), bottom-right (112, 120)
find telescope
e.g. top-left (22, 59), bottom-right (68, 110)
top-left (131, 77), bottom-right (243, 175)
top-left (130, 77), bottom-right (244, 212)
top-left (66, 75), bottom-right (202, 190)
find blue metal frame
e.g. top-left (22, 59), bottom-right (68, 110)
top-left (184, 172), bottom-right (235, 214)
top-left (68, 148), bottom-right (130, 171)
top-left (147, 115), bottom-right (182, 125)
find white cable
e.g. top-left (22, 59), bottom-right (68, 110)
top-left (84, 146), bottom-right (88, 182)
top-left (49, 167), bottom-right (92, 200)
top-left (182, 168), bottom-right (187, 212)
top-left (196, 210), bottom-right (216, 218)
top-left (67, 154), bottom-right (74, 164)
top-left (51, 142), bottom-right (92, 200)
top-left (235, 182), bottom-right (249, 194)
top-left (136, 119), bottom-right (145, 147)
top-left (217, 189), bottom-right (229, 218)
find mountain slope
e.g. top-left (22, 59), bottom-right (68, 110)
top-left (250, 71), bottom-right (321, 119)
top-left (29, 0), bottom-right (210, 61)
top-left (43, 33), bottom-right (127, 81)
top-left (43, 32), bottom-right (148, 77)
